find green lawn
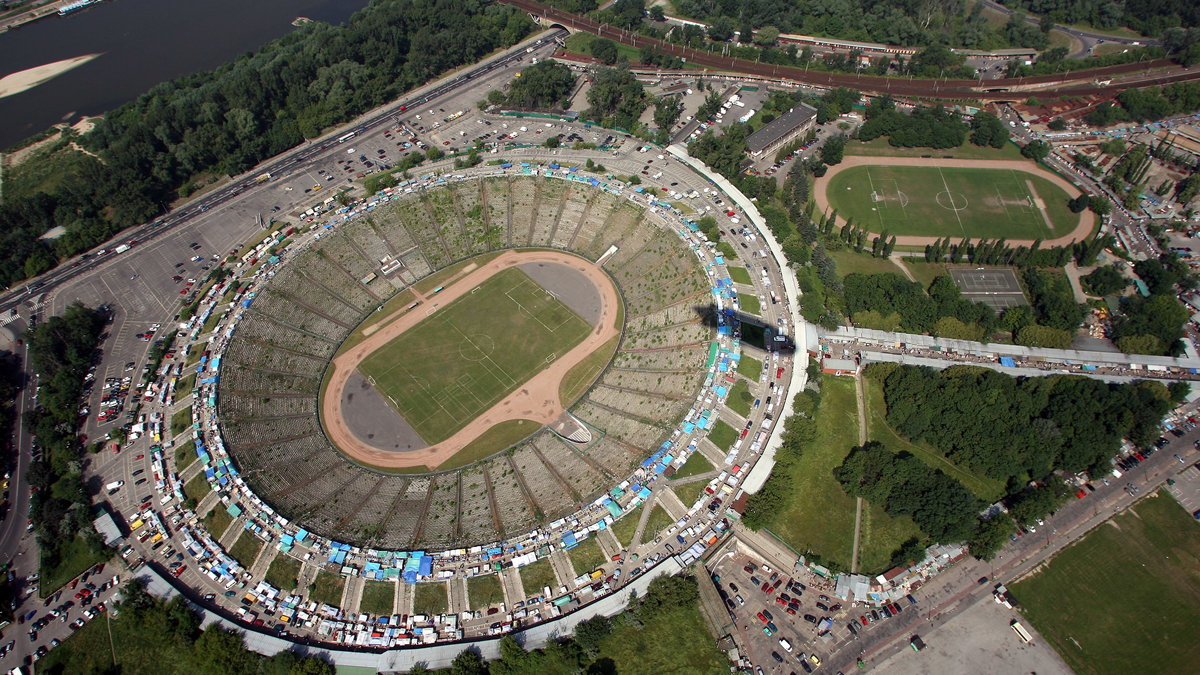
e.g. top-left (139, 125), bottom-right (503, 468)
top-left (435, 419), bottom-right (539, 471)
top-left (564, 32), bottom-right (643, 66)
top-left (173, 439), bottom-right (197, 471)
top-left (174, 373), bottom-right (195, 399)
top-left (827, 249), bottom-right (906, 278)
top-left (901, 260), bottom-right (948, 288)
top-left (644, 504), bottom-right (675, 540)
top-left (671, 481), bottom-right (707, 509)
top-left (202, 504), bottom-right (234, 540)
top-left (611, 503), bottom-right (645, 548)
top-left (40, 535), bottom-right (107, 597)
top-left (716, 242), bottom-right (737, 260)
top-left (1012, 494), bottom-right (1200, 675)
top-left (707, 419), bottom-right (739, 452)
top-left (737, 354), bottom-right (762, 381)
top-left (358, 267), bottom-right (591, 444)
top-left (265, 554), bottom-right (301, 591)
top-left (308, 570), bottom-right (345, 607)
top-left (519, 558), bottom-right (559, 595)
top-left (825, 164), bottom-right (1077, 239)
top-left (560, 334), bottom-right (620, 406)
top-left (182, 472), bottom-right (210, 507)
top-left (728, 266), bottom-right (752, 285)
top-left (864, 379), bottom-right (1005, 501)
top-left (567, 537), bottom-right (607, 576)
top-left (726, 379), bottom-right (753, 417)
top-left (844, 136), bottom-right (1023, 160)
top-left (594, 590), bottom-right (727, 674)
top-left (170, 405), bottom-right (193, 436)
top-left (759, 377), bottom-right (921, 572)
top-left (467, 574), bottom-right (505, 609)
top-left (737, 292), bottom-right (761, 316)
top-left (672, 451), bottom-right (714, 480)
top-left (413, 583), bottom-right (448, 616)
top-left (227, 531), bottom-right (263, 569)
top-left (360, 580), bottom-right (396, 616)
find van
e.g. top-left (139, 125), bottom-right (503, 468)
top-left (779, 638), bottom-right (793, 652)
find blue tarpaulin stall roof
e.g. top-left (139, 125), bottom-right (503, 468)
top-left (654, 464), bottom-right (667, 474)
top-left (714, 256), bottom-right (724, 265)
top-left (562, 532), bottom-right (578, 548)
top-left (295, 529), bottom-right (308, 541)
top-left (241, 298), bottom-right (253, 308)
top-left (604, 500), bottom-right (621, 519)
top-left (638, 486), bottom-right (652, 499)
top-left (403, 570), bottom-right (417, 584)
top-left (999, 357), bottom-right (1016, 368)
top-left (418, 556), bottom-right (432, 576)
top-left (487, 547), bottom-right (502, 557)
top-left (681, 422), bottom-right (696, 434)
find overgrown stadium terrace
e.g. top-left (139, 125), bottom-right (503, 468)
top-left (217, 174), bottom-right (717, 550)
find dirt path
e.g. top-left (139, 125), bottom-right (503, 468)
top-left (850, 370), bottom-right (868, 573)
top-left (321, 249), bottom-right (621, 469)
top-left (815, 156), bottom-right (1095, 247)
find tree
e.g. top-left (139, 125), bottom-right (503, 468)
top-left (653, 96), bottom-right (684, 129)
top-left (544, 135), bottom-right (560, 148)
top-left (450, 649), bottom-right (488, 675)
top-left (1015, 324), bottom-right (1073, 348)
top-left (590, 37), bottom-right (619, 65)
top-left (969, 517), bottom-right (1016, 561)
top-left (1081, 265), bottom-right (1127, 296)
top-left (1068, 193), bottom-right (1090, 213)
top-left (969, 111), bottom-right (1010, 149)
top-left (648, 5), bottom-right (664, 20)
top-left (425, 146), bottom-right (444, 161)
top-left (505, 61), bottom-right (576, 109)
top-left (707, 16), bottom-right (735, 42)
top-left (1020, 140), bottom-right (1051, 162)
top-left (820, 135), bottom-right (846, 166)
top-left (1089, 195), bottom-right (1112, 216)
top-left (573, 615), bottom-right (613, 656)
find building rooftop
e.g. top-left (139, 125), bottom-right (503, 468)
top-left (746, 103), bottom-right (818, 153)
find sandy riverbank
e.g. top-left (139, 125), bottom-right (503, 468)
top-left (0, 53), bottom-right (101, 99)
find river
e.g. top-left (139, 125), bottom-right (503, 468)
top-left (0, 0), bottom-right (370, 148)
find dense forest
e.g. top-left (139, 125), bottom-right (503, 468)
top-left (875, 363), bottom-right (1176, 482)
top-left (24, 303), bottom-right (109, 579)
top-left (0, 0), bottom-right (534, 288)
top-left (1000, 0), bottom-right (1199, 38)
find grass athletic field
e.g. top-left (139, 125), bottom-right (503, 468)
top-left (1012, 494), bottom-right (1200, 675)
top-left (358, 267), bottom-right (591, 444)
top-left (825, 164), bottom-right (1077, 239)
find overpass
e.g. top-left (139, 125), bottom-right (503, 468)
top-left (503, 0), bottom-right (1200, 101)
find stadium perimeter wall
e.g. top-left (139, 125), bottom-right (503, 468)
top-left (667, 144), bottom-right (809, 494)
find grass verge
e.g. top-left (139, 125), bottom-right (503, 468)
top-left (726, 379), bottom-right (752, 417)
top-left (559, 334), bottom-right (620, 405)
top-left (827, 249), bottom-right (906, 277)
top-left (173, 439), bottom-right (197, 471)
top-left (201, 504), bottom-right (234, 541)
top-left (228, 531), bottom-right (263, 569)
top-left (737, 292), bottom-right (761, 316)
top-left (728, 266), bottom-right (752, 285)
top-left (672, 452), bottom-right (713, 480)
top-left (737, 354), bottom-right (762, 381)
top-left (435, 419), bottom-right (538, 471)
top-left (40, 535), bottom-right (106, 597)
top-left (467, 574), bottom-right (505, 609)
top-left (519, 558), bottom-right (559, 595)
top-left (182, 472), bottom-right (210, 507)
top-left (265, 554), bottom-right (301, 592)
top-left (707, 420), bottom-right (739, 452)
top-left (170, 406), bottom-right (192, 436)
top-left (413, 583), bottom-right (448, 616)
top-left (360, 580), bottom-right (396, 615)
top-left (308, 570), bottom-right (344, 607)
top-left (567, 536), bottom-right (606, 575)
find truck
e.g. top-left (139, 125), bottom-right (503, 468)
top-left (113, 244), bottom-right (131, 254)
top-left (106, 480), bottom-right (125, 493)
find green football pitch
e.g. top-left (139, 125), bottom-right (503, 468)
top-left (824, 165), bottom-right (1078, 239)
top-left (357, 267), bottom-right (592, 444)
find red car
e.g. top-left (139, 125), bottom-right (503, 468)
top-left (776, 367), bottom-right (785, 379)
top-left (134, 454), bottom-right (144, 460)
top-left (775, 597), bottom-right (787, 606)
top-left (860, 615), bottom-right (869, 625)
top-left (786, 607), bottom-right (797, 616)
top-left (756, 612), bottom-right (767, 623)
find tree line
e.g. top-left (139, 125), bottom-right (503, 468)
top-left (0, 0), bottom-right (535, 288)
top-left (24, 303), bottom-right (109, 582)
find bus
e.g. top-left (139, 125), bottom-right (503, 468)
top-left (337, 131), bottom-right (357, 143)
top-left (1010, 620), bottom-right (1034, 644)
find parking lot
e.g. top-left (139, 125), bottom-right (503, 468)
top-left (709, 548), bottom-right (920, 673)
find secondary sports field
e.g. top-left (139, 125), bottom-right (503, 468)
top-left (358, 267), bottom-right (591, 444)
top-left (824, 164), bottom-right (1077, 239)
top-left (1011, 494), bottom-right (1200, 675)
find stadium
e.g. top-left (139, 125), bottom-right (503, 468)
top-left (215, 172), bottom-right (719, 552)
